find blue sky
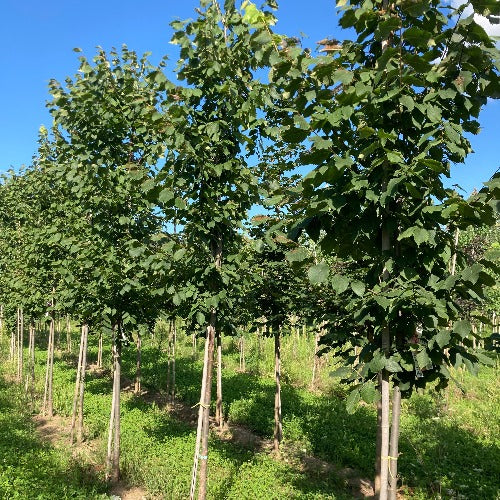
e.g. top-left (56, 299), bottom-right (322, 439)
top-left (1, 0), bottom-right (498, 195)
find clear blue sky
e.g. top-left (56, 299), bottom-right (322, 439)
top-left (1, 0), bottom-right (498, 195)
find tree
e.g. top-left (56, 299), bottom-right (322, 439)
top-left (276, 0), bottom-right (499, 498)
top-left (158, 1), bottom-right (283, 497)
top-left (42, 45), bottom-right (168, 480)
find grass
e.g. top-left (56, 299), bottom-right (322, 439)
top-left (0, 326), bottom-right (498, 499)
top-left (0, 365), bottom-right (107, 499)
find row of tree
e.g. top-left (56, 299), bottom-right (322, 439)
top-left (1, 0), bottom-right (499, 498)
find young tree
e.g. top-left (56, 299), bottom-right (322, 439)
top-left (277, 0), bottom-right (499, 497)
top-left (159, 1), bottom-right (283, 496)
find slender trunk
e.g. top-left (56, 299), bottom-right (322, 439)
top-left (216, 329), bottom-right (223, 428)
top-left (190, 326), bottom-right (211, 500)
top-left (42, 312), bottom-right (55, 417)
top-left (42, 321), bottom-right (51, 415)
top-left (66, 315), bottom-right (72, 353)
top-left (450, 228), bottom-right (460, 276)
top-left (29, 323), bottom-right (35, 408)
top-left (46, 313), bottom-right (55, 417)
top-left (379, 368), bottom-right (391, 500)
top-left (97, 331), bottom-right (103, 368)
top-left (239, 336), bottom-right (246, 372)
top-left (239, 337), bottom-right (243, 371)
top-left (56, 317), bottom-right (61, 350)
top-left (110, 340), bottom-right (121, 482)
top-left (10, 327), bottom-right (15, 362)
top-left (106, 352), bottom-right (116, 480)
top-left (375, 373), bottom-right (383, 496)
top-left (311, 323), bottom-right (322, 389)
top-left (198, 314), bottom-right (216, 500)
top-left (273, 324), bottom-right (282, 454)
top-left (77, 324), bottom-right (88, 443)
top-left (192, 332), bottom-right (197, 359)
top-left (0, 304), bottom-right (3, 338)
top-left (196, 236), bottom-right (222, 500)
top-left (166, 319), bottom-right (173, 402)
top-left (17, 308), bottom-right (24, 384)
top-left (388, 385), bottom-right (402, 500)
top-left (135, 334), bottom-right (141, 395)
top-left (171, 319), bottom-right (176, 404)
top-left (70, 325), bottom-right (86, 443)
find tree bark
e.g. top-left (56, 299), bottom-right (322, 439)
top-left (70, 324), bottom-right (86, 443)
top-left (77, 324), bottom-right (88, 443)
top-left (375, 372), bottom-right (383, 497)
top-left (273, 324), bottom-right (282, 454)
top-left (17, 308), bottom-right (24, 384)
top-left (311, 322), bottom-right (323, 389)
top-left (215, 329), bottom-right (223, 428)
top-left (190, 325), bottom-right (211, 500)
top-left (106, 336), bottom-right (122, 483)
top-left (171, 318), bottom-right (176, 404)
top-left (166, 319), bottom-right (173, 403)
top-left (388, 385), bottom-right (402, 500)
top-left (66, 315), bottom-right (72, 353)
top-left (198, 314), bottom-right (216, 500)
top-left (97, 331), bottom-right (103, 369)
top-left (135, 333), bottom-right (141, 395)
top-left (43, 312), bottom-right (55, 417)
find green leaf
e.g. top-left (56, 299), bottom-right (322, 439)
top-left (159, 189), bottom-right (174, 204)
top-left (331, 274), bottom-right (350, 294)
top-left (416, 349), bottom-right (431, 369)
top-left (369, 352), bottom-right (386, 372)
top-left (360, 381), bottom-right (379, 404)
top-left (385, 357), bottom-right (402, 373)
top-left (330, 366), bottom-right (351, 378)
top-left (351, 280), bottom-right (365, 297)
top-left (196, 311), bottom-right (205, 325)
top-left (453, 320), bottom-right (472, 338)
top-left (435, 330), bottom-right (451, 349)
top-left (400, 95), bottom-right (414, 111)
top-left (308, 262), bottom-right (329, 284)
top-left (286, 248), bottom-right (309, 263)
top-left (345, 388), bottom-right (361, 414)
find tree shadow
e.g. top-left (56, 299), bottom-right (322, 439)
top-left (0, 376), bottom-right (108, 498)
top-left (398, 412), bottom-right (500, 499)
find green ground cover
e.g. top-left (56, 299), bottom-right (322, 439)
top-left (0, 329), bottom-right (498, 499)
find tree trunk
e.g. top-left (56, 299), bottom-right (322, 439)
top-left (198, 313), bottom-right (216, 500)
top-left (17, 308), bottom-right (24, 384)
top-left (97, 331), bottom-right (103, 369)
top-left (375, 373), bottom-right (383, 497)
top-left (107, 337), bottom-right (121, 483)
top-left (77, 324), bottom-right (88, 443)
top-left (215, 329), bottom-right (223, 428)
top-left (135, 334), bottom-right (141, 395)
top-left (166, 319), bottom-right (173, 403)
top-left (239, 336), bottom-right (246, 372)
top-left (43, 313), bottom-right (55, 417)
top-left (388, 385), bottom-right (402, 500)
top-left (10, 326), bottom-right (15, 362)
top-left (190, 325), bottom-right (212, 500)
top-left (0, 304), bottom-right (3, 338)
top-left (56, 316), bottom-right (61, 350)
top-left (26, 321), bottom-right (36, 407)
top-left (273, 324), bottom-right (282, 454)
top-left (191, 236), bottom-right (222, 500)
top-left (192, 332), bottom-right (197, 359)
top-left (70, 324), bottom-right (86, 443)
top-left (66, 315), bottom-right (72, 353)
top-left (171, 319), bottom-right (176, 404)
top-left (311, 323), bottom-right (322, 389)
